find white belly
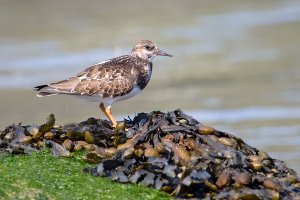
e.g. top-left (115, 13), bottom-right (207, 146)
top-left (77, 86), bottom-right (142, 106)
top-left (112, 86), bottom-right (142, 103)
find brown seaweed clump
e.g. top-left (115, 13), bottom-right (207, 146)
top-left (1, 110), bottom-right (300, 199)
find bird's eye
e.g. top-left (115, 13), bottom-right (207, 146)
top-left (144, 45), bottom-right (151, 50)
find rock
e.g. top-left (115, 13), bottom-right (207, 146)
top-left (204, 180), bottom-right (217, 191)
top-left (36, 141), bottom-right (45, 148)
top-left (84, 151), bottom-right (103, 164)
top-left (155, 142), bottom-right (166, 154)
top-left (44, 132), bottom-right (54, 140)
top-left (144, 148), bottom-right (159, 157)
top-left (218, 137), bottom-right (238, 149)
top-left (236, 172), bottom-right (252, 186)
top-left (49, 141), bottom-right (71, 157)
top-left (123, 147), bottom-right (134, 159)
top-left (263, 179), bottom-right (282, 192)
top-left (27, 126), bottom-right (39, 136)
top-left (173, 144), bottom-right (190, 163)
top-left (198, 125), bottom-right (215, 135)
top-left (4, 131), bottom-right (14, 141)
top-left (74, 141), bottom-right (88, 151)
top-left (216, 170), bottom-right (230, 189)
top-left (178, 119), bottom-right (188, 125)
top-left (104, 147), bottom-right (117, 156)
top-left (250, 161), bottom-right (263, 171)
top-left (134, 149), bottom-right (144, 157)
top-left (247, 155), bottom-right (263, 163)
top-left (1, 110), bottom-right (299, 199)
top-left (20, 136), bottom-right (33, 144)
top-left (84, 144), bottom-right (97, 151)
top-left (84, 131), bottom-right (94, 144)
top-left (62, 139), bottom-right (73, 151)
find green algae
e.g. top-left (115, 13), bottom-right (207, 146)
top-left (0, 149), bottom-right (169, 200)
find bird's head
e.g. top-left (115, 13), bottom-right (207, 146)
top-left (130, 40), bottom-right (173, 61)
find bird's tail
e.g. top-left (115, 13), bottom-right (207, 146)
top-left (34, 85), bottom-right (58, 97)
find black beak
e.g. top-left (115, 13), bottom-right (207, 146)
top-left (156, 49), bottom-right (173, 57)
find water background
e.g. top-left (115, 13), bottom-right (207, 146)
top-left (0, 0), bottom-right (300, 174)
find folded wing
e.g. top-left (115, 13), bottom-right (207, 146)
top-left (35, 62), bottom-right (137, 98)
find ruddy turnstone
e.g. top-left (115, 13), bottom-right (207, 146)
top-left (35, 40), bottom-right (172, 127)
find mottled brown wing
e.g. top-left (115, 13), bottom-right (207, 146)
top-left (67, 64), bottom-right (136, 98)
top-left (43, 55), bottom-right (138, 97)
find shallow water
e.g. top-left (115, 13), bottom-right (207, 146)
top-left (0, 0), bottom-right (300, 174)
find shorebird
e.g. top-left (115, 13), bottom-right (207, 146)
top-left (35, 40), bottom-right (172, 127)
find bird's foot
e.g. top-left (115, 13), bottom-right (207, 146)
top-left (115, 121), bottom-right (126, 131)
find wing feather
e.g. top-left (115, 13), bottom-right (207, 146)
top-left (41, 56), bottom-right (138, 98)
top-left (72, 64), bottom-right (137, 98)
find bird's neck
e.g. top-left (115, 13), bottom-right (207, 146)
top-left (134, 55), bottom-right (152, 73)
top-left (130, 52), bottom-right (153, 63)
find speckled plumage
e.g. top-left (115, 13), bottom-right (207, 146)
top-left (36, 55), bottom-right (150, 99)
top-left (35, 40), bottom-right (172, 126)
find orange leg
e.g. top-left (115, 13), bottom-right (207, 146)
top-left (99, 103), bottom-right (117, 127)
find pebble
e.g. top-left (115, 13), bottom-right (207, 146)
top-left (74, 141), bottom-right (88, 151)
top-left (62, 139), bottom-right (73, 151)
top-left (134, 149), bottom-right (144, 157)
top-left (21, 136), bottom-right (33, 144)
top-left (178, 119), bottom-right (188, 125)
top-left (104, 147), bottom-right (117, 156)
top-left (144, 148), bottom-right (159, 157)
top-left (117, 140), bottom-right (134, 150)
top-left (123, 147), bottom-right (134, 159)
top-left (204, 180), bottom-right (217, 191)
top-left (125, 128), bottom-right (135, 138)
top-left (263, 179), bottom-right (282, 192)
top-left (247, 155), bottom-right (263, 163)
top-left (218, 137), bottom-right (237, 149)
top-left (4, 132), bottom-right (14, 141)
top-left (44, 132), bottom-right (54, 140)
top-left (250, 161), bottom-right (263, 171)
top-left (36, 141), bottom-right (45, 148)
top-left (84, 144), bottom-right (97, 151)
top-left (237, 172), bottom-right (252, 185)
top-left (84, 131), bottom-right (94, 144)
top-left (27, 126), bottom-right (39, 136)
top-left (287, 174), bottom-right (299, 184)
top-left (174, 144), bottom-right (190, 162)
top-left (216, 170), bottom-right (230, 189)
top-left (198, 125), bottom-right (215, 135)
top-left (84, 151), bottom-right (102, 164)
top-left (258, 151), bottom-right (270, 160)
top-left (155, 142), bottom-right (166, 154)
top-left (50, 141), bottom-right (71, 157)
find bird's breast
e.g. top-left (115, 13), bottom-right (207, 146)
top-left (136, 62), bottom-right (153, 90)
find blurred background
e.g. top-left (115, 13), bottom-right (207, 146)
top-left (0, 0), bottom-right (299, 174)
